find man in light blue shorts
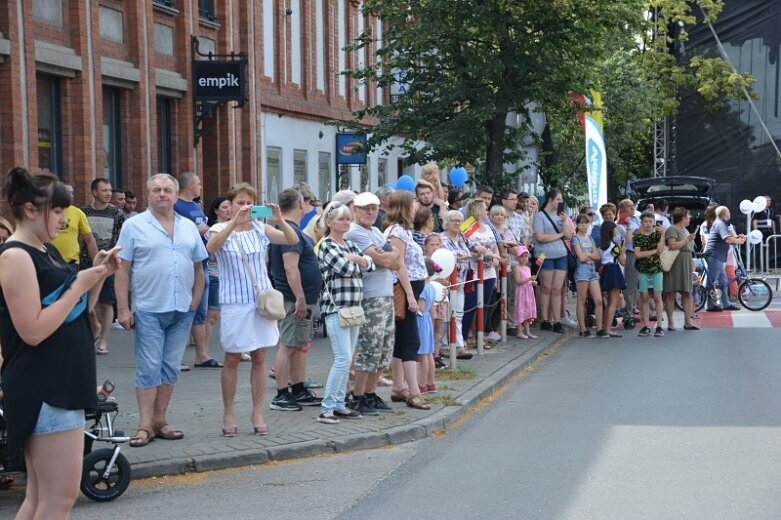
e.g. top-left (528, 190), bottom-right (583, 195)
top-left (115, 174), bottom-right (208, 447)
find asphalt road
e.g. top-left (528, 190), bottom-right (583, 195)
top-left (2, 328), bottom-right (780, 519)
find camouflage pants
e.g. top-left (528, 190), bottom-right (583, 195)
top-left (355, 297), bottom-right (394, 372)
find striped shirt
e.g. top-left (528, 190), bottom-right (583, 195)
top-left (206, 220), bottom-right (272, 305)
top-left (318, 237), bottom-right (375, 317)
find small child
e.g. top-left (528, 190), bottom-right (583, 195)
top-left (513, 245), bottom-right (538, 339)
top-left (423, 234), bottom-right (447, 366)
top-left (634, 212), bottom-right (665, 337)
top-left (417, 258), bottom-right (439, 393)
top-left (599, 221), bottom-right (627, 338)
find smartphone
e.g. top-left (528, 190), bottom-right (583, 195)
top-left (305, 309), bottom-right (312, 320)
top-left (557, 202), bottom-right (565, 214)
top-left (250, 205), bottom-right (273, 219)
top-left (656, 220), bottom-right (664, 227)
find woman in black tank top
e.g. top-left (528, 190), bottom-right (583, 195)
top-left (0, 168), bottom-right (120, 518)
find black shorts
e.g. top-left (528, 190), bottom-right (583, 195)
top-left (393, 279), bottom-right (424, 362)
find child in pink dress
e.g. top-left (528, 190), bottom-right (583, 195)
top-left (514, 245), bottom-right (538, 339)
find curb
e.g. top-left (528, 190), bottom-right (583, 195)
top-left (128, 335), bottom-right (570, 479)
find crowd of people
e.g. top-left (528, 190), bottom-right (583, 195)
top-left (0, 163), bottom-right (760, 517)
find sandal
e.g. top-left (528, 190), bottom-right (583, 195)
top-left (129, 427), bottom-right (155, 448)
top-left (406, 395), bottom-right (431, 410)
top-left (194, 358), bottom-right (223, 368)
top-left (221, 426), bottom-right (238, 437)
top-left (96, 346), bottom-right (109, 355)
top-left (390, 389), bottom-right (410, 402)
top-left (153, 422), bottom-right (184, 441)
top-left (253, 424), bottom-right (269, 435)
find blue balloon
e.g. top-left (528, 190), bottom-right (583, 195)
top-left (396, 175), bottom-right (415, 192)
top-left (449, 166), bottom-right (468, 188)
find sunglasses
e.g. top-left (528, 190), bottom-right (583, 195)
top-left (326, 202), bottom-right (345, 216)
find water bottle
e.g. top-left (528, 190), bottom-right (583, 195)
top-left (97, 379), bottom-right (115, 402)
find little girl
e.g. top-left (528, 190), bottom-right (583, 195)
top-left (417, 258), bottom-right (439, 394)
top-left (513, 245), bottom-right (538, 339)
top-left (572, 214), bottom-right (603, 338)
top-left (423, 234), bottom-right (447, 367)
top-left (599, 220), bottom-right (627, 338)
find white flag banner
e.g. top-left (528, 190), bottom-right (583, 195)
top-left (584, 114), bottom-right (607, 209)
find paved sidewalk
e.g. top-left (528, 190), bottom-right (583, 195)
top-left (95, 326), bottom-right (568, 479)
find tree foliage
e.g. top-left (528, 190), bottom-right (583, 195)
top-left (343, 0), bottom-right (755, 195)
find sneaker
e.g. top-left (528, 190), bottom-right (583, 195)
top-left (349, 395), bottom-right (379, 416)
top-left (552, 322), bottom-right (565, 334)
top-left (486, 332), bottom-right (502, 342)
top-left (638, 326), bottom-right (651, 337)
top-left (269, 392), bottom-right (303, 411)
top-left (560, 312), bottom-right (578, 327)
top-left (540, 320), bottom-right (553, 331)
top-left (435, 358), bottom-right (448, 370)
top-left (654, 326), bottom-right (665, 337)
top-left (366, 394), bottom-right (392, 412)
top-left (317, 413), bottom-right (340, 424)
top-left (111, 320), bottom-right (124, 330)
top-left (578, 330), bottom-right (592, 338)
top-left (596, 330), bottom-right (611, 339)
top-left (292, 388), bottom-right (323, 407)
top-left (333, 408), bottom-right (362, 419)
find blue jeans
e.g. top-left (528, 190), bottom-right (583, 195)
top-left (134, 310), bottom-right (195, 388)
top-left (321, 313), bottom-right (359, 413)
top-left (193, 277), bottom-right (209, 325)
top-left (705, 255), bottom-right (734, 309)
top-left (462, 277), bottom-right (497, 342)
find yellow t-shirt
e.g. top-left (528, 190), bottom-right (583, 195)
top-left (51, 206), bottom-right (92, 264)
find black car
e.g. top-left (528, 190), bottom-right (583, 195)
top-left (631, 175), bottom-right (716, 228)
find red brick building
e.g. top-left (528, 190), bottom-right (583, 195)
top-left (0, 0), bottom-right (407, 208)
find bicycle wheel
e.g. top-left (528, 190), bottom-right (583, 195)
top-left (737, 279), bottom-right (772, 311)
top-left (674, 286), bottom-right (706, 312)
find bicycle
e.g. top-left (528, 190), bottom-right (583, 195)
top-left (676, 249), bottom-right (772, 312)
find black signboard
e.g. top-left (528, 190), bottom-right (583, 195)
top-left (193, 60), bottom-right (246, 103)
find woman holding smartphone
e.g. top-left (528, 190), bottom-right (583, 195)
top-left (663, 208), bottom-right (700, 331)
top-left (532, 189), bottom-right (573, 333)
top-left (206, 183), bottom-right (298, 436)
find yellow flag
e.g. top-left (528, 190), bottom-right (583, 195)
top-left (460, 216), bottom-right (475, 233)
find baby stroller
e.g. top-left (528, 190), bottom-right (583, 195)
top-left (584, 298), bottom-right (637, 329)
top-left (0, 398), bottom-right (132, 502)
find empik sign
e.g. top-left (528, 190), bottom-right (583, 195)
top-left (193, 61), bottom-right (246, 102)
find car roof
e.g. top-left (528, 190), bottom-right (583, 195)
top-left (630, 176), bottom-right (715, 197)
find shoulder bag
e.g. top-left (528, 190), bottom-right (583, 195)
top-left (659, 247), bottom-right (679, 272)
top-left (236, 235), bottom-right (286, 321)
top-left (541, 211), bottom-right (577, 275)
top-left (323, 240), bottom-right (367, 327)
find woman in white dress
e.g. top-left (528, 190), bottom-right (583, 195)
top-left (206, 183), bottom-right (298, 436)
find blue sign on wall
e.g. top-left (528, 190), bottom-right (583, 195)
top-left (336, 133), bottom-right (367, 165)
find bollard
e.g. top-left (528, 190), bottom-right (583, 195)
top-left (476, 258), bottom-right (484, 356)
top-left (500, 262), bottom-right (508, 344)
top-left (448, 267), bottom-right (458, 370)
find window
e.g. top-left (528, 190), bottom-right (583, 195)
top-left (199, 0), bottom-right (217, 23)
top-left (157, 97), bottom-right (172, 175)
top-left (103, 87), bottom-right (122, 187)
top-left (266, 147), bottom-right (282, 204)
top-left (36, 74), bottom-right (63, 177)
top-left (293, 149), bottom-right (308, 185)
top-left (318, 152), bottom-right (332, 200)
top-left (378, 159), bottom-right (387, 188)
top-left (153, 0), bottom-right (176, 8)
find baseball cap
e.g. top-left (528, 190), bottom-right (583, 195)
top-left (332, 190), bottom-right (357, 205)
top-left (353, 192), bottom-right (381, 207)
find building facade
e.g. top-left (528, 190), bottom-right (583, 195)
top-left (0, 0), bottom-right (410, 207)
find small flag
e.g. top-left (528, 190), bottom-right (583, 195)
top-left (534, 252), bottom-right (546, 266)
top-left (463, 220), bottom-right (480, 238)
top-left (459, 216), bottom-right (475, 233)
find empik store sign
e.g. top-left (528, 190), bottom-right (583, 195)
top-left (193, 61), bottom-right (246, 102)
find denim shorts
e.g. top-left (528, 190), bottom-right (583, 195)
top-left (539, 255), bottom-right (568, 271)
top-left (574, 262), bottom-right (599, 282)
top-left (193, 277), bottom-right (209, 325)
top-left (134, 309), bottom-right (195, 388)
top-left (208, 276), bottom-right (220, 311)
top-left (33, 402), bottom-right (85, 435)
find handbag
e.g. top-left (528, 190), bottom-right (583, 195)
top-left (325, 280), bottom-right (367, 327)
top-left (659, 247), bottom-right (680, 272)
top-left (237, 236), bottom-right (286, 321)
top-left (393, 283), bottom-right (406, 320)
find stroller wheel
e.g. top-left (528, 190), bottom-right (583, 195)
top-left (623, 317), bottom-right (636, 330)
top-left (81, 448), bottom-right (131, 502)
top-left (586, 315), bottom-right (596, 329)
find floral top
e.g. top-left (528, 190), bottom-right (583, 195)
top-left (318, 237), bottom-right (375, 317)
top-left (468, 226), bottom-right (498, 280)
top-left (440, 232), bottom-right (472, 284)
top-left (385, 224), bottom-right (427, 282)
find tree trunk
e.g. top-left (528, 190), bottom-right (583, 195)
top-left (485, 111), bottom-right (508, 185)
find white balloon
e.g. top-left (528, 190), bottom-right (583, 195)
top-left (753, 196), bottom-right (767, 214)
top-left (739, 199), bottom-right (754, 215)
top-left (749, 229), bottom-right (764, 245)
top-left (429, 281), bottom-right (448, 302)
top-left (431, 248), bottom-right (456, 278)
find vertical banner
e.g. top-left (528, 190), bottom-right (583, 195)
top-left (584, 91), bottom-right (607, 209)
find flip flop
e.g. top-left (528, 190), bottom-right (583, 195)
top-left (129, 428), bottom-right (154, 448)
top-left (96, 346), bottom-right (109, 355)
top-left (194, 358), bottom-right (223, 368)
top-left (153, 422), bottom-right (184, 440)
